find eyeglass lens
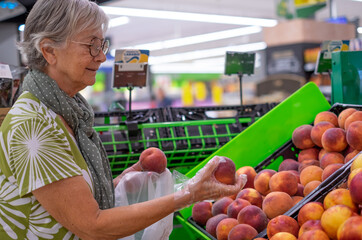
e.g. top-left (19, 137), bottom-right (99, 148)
top-left (90, 38), bottom-right (109, 56)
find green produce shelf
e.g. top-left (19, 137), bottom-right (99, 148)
top-left (94, 117), bottom-right (262, 178)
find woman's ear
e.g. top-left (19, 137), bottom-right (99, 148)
top-left (40, 38), bottom-right (57, 65)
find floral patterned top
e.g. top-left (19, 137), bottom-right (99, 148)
top-left (0, 91), bottom-right (94, 240)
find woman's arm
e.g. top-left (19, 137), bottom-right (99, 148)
top-left (33, 175), bottom-right (185, 240)
top-left (32, 156), bottom-right (246, 240)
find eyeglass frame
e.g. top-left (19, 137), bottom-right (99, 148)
top-left (71, 37), bottom-right (109, 57)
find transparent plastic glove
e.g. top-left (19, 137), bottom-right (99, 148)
top-left (174, 156), bottom-right (247, 207)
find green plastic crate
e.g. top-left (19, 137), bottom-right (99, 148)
top-left (94, 115), bottom-right (266, 178)
top-left (177, 82), bottom-right (331, 239)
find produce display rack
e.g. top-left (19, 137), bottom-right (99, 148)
top-left (184, 100), bottom-right (362, 239)
top-left (93, 103), bottom-right (277, 178)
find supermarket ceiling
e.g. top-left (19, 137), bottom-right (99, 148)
top-left (100, 0), bottom-right (362, 71)
top-left (3, 0), bottom-right (362, 72)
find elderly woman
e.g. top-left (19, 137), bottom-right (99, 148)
top-left (0, 0), bottom-right (246, 239)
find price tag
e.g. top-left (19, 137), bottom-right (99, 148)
top-left (0, 64), bottom-right (12, 79)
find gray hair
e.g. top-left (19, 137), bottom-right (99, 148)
top-left (18, 0), bottom-right (109, 70)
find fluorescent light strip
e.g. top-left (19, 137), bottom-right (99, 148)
top-left (124, 26), bottom-right (262, 51)
top-left (151, 63), bottom-right (224, 74)
top-left (109, 16), bottom-right (129, 28)
top-left (149, 42), bottom-right (267, 64)
top-left (101, 6), bottom-right (277, 27)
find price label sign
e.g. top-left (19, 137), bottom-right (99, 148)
top-left (0, 64), bottom-right (12, 79)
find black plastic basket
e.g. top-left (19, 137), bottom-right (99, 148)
top-left (186, 103), bottom-right (362, 239)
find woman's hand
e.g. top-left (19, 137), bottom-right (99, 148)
top-left (113, 161), bottom-right (142, 187)
top-left (175, 156), bottom-right (247, 206)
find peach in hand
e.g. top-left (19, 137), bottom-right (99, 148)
top-left (139, 147), bottom-right (167, 173)
top-left (213, 156), bottom-right (236, 185)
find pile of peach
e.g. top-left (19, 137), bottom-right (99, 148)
top-left (191, 108), bottom-right (361, 240)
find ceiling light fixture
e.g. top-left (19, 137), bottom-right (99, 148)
top-left (109, 16), bottom-right (130, 28)
top-left (100, 6), bottom-right (277, 27)
top-left (357, 27), bottom-right (362, 34)
top-left (123, 26), bottom-right (262, 51)
top-left (148, 42), bottom-right (267, 64)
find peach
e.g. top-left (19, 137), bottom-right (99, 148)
top-left (213, 157), bottom-right (236, 185)
top-left (318, 148), bottom-right (328, 160)
top-left (351, 153), bottom-right (362, 171)
top-left (212, 196), bottom-right (234, 216)
top-left (345, 149), bottom-right (359, 163)
top-left (192, 201), bottom-right (213, 226)
top-left (320, 204), bottom-right (354, 240)
top-left (278, 159), bottom-right (300, 172)
top-left (226, 198), bottom-right (250, 219)
top-left (214, 157), bottom-right (236, 185)
top-left (269, 232), bottom-right (297, 240)
top-left (338, 108), bottom-right (357, 129)
top-left (262, 191), bottom-right (294, 219)
top-left (319, 152), bottom-right (344, 169)
top-left (349, 171), bottom-right (362, 205)
top-left (205, 214), bottom-right (228, 237)
top-left (215, 218), bottom-right (239, 240)
top-left (228, 224), bottom-right (258, 240)
top-left (336, 216), bottom-right (362, 240)
top-left (323, 188), bottom-right (358, 212)
top-left (343, 144), bottom-right (355, 155)
top-left (294, 183), bottom-right (304, 196)
top-left (237, 205), bottom-right (268, 233)
top-left (321, 128), bottom-right (348, 152)
top-left (298, 160), bottom-right (319, 173)
top-left (298, 159), bottom-right (320, 173)
top-left (344, 111), bottom-right (362, 130)
top-left (269, 171), bottom-right (298, 196)
top-left (311, 121), bottom-right (335, 147)
top-left (292, 196), bottom-right (303, 206)
top-left (303, 180), bottom-right (321, 196)
top-left (292, 125), bottom-right (315, 149)
top-left (253, 169), bottom-right (276, 196)
top-left (236, 188), bottom-right (263, 208)
top-left (298, 219), bottom-right (323, 237)
top-left (298, 229), bottom-right (330, 240)
top-left (348, 168), bottom-right (362, 188)
top-left (321, 163), bottom-right (343, 181)
top-left (299, 165), bottom-right (323, 186)
top-left (139, 147), bottom-right (167, 173)
top-left (267, 215), bottom-right (299, 239)
top-left (346, 121), bottom-right (362, 151)
top-left (298, 148), bottom-right (320, 162)
top-left (288, 170), bottom-right (300, 183)
top-left (236, 166), bottom-right (256, 189)
top-left (297, 201), bottom-right (324, 226)
top-left (314, 111), bottom-right (338, 127)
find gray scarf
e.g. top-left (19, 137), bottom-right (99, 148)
top-left (23, 69), bottom-right (114, 209)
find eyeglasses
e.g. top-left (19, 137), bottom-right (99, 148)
top-left (71, 37), bottom-right (109, 57)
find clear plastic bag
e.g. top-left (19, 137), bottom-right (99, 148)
top-left (115, 169), bottom-right (174, 240)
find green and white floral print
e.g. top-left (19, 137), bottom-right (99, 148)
top-left (0, 91), bottom-right (93, 239)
